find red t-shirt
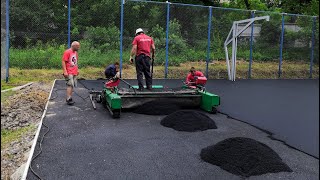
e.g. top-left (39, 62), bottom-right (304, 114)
top-left (132, 34), bottom-right (154, 57)
top-left (62, 48), bottom-right (78, 75)
top-left (186, 71), bottom-right (204, 82)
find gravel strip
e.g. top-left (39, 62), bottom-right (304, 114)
top-left (1, 82), bottom-right (51, 180)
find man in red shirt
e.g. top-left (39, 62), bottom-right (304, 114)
top-left (129, 28), bottom-right (155, 91)
top-left (186, 67), bottom-right (204, 85)
top-left (62, 41), bottom-right (80, 105)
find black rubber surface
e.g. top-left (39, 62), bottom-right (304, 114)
top-left (200, 137), bottom-right (292, 177)
top-left (133, 99), bottom-right (183, 115)
top-left (26, 79), bottom-right (319, 179)
top-left (79, 79), bottom-right (319, 158)
top-left (208, 79), bottom-right (319, 158)
top-left (160, 110), bottom-right (217, 132)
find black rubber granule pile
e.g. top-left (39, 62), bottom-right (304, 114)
top-left (200, 137), bottom-right (292, 177)
top-left (160, 110), bottom-right (217, 132)
top-left (133, 100), bottom-right (182, 115)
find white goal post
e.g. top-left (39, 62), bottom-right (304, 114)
top-left (225, 16), bottom-right (270, 81)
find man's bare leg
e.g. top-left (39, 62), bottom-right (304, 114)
top-left (67, 86), bottom-right (73, 100)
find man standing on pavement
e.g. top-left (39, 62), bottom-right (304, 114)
top-left (62, 41), bottom-right (80, 105)
top-left (129, 28), bottom-right (155, 91)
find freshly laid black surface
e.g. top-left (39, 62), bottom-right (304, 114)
top-left (26, 79), bottom-right (319, 179)
top-left (79, 79), bottom-right (319, 157)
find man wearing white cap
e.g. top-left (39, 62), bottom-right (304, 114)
top-left (129, 28), bottom-right (155, 91)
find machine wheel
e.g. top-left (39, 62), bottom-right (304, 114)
top-left (211, 107), bottom-right (218, 114)
top-left (112, 110), bottom-right (120, 119)
top-left (101, 92), bottom-right (106, 107)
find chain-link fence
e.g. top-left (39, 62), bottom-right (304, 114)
top-left (7, 0), bottom-right (69, 71)
top-left (122, 1), bottom-right (167, 78)
top-left (281, 15), bottom-right (313, 79)
top-left (314, 17), bottom-right (319, 77)
top-left (3, 0), bottom-right (319, 80)
top-left (252, 11), bottom-right (283, 78)
top-left (70, 1), bottom-right (121, 70)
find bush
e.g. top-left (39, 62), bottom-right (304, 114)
top-left (149, 20), bottom-right (188, 56)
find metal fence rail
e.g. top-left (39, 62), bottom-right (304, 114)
top-left (1, 0), bottom-right (319, 81)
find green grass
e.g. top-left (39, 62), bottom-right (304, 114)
top-left (1, 125), bottom-right (36, 149)
top-left (1, 68), bottom-right (60, 90)
top-left (10, 47), bottom-right (125, 69)
top-left (1, 90), bottom-right (15, 103)
top-left (1, 82), bottom-right (15, 90)
top-left (9, 44), bottom-right (319, 69)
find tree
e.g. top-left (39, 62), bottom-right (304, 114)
top-left (10, 0), bottom-right (68, 33)
top-left (302, 0), bottom-right (319, 16)
top-left (156, 0), bottom-right (220, 6)
top-left (228, 0), bottom-right (268, 11)
top-left (71, 0), bottom-right (120, 34)
top-left (280, 0), bottom-right (311, 14)
top-left (10, 0), bottom-right (69, 47)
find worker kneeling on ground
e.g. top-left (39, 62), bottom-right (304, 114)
top-left (104, 62), bottom-right (120, 92)
top-left (105, 62), bottom-right (120, 79)
top-left (186, 67), bottom-right (205, 85)
top-left (105, 71), bottom-right (120, 92)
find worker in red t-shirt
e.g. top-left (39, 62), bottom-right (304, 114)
top-left (62, 41), bottom-right (80, 105)
top-left (186, 67), bottom-right (204, 85)
top-left (129, 28), bottom-right (155, 91)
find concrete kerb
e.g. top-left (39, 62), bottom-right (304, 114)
top-left (20, 79), bottom-right (56, 180)
top-left (1, 82), bottom-right (34, 93)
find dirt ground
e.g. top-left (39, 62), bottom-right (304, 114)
top-left (1, 82), bottom-right (51, 180)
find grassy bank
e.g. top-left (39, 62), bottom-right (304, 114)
top-left (1, 125), bottom-right (35, 149)
top-left (1, 61), bottom-right (319, 90)
top-left (1, 91), bottom-right (16, 102)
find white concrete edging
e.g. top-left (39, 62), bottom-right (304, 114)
top-left (20, 79), bottom-right (57, 180)
top-left (1, 82), bottom-right (34, 93)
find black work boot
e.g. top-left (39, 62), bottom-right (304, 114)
top-left (147, 86), bottom-right (152, 91)
top-left (66, 97), bottom-right (75, 105)
top-left (137, 86), bottom-right (144, 91)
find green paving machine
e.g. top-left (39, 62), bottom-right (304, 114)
top-left (89, 77), bottom-right (220, 118)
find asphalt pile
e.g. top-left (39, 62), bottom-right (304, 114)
top-left (200, 137), bottom-right (292, 177)
top-left (133, 100), bottom-right (182, 115)
top-left (160, 110), bottom-right (217, 132)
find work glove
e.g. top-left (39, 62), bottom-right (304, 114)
top-left (115, 72), bottom-right (120, 78)
top-left (112, 72), bottom-right (120, 81)
top-left (129, 56), bottom-right (134, 64)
